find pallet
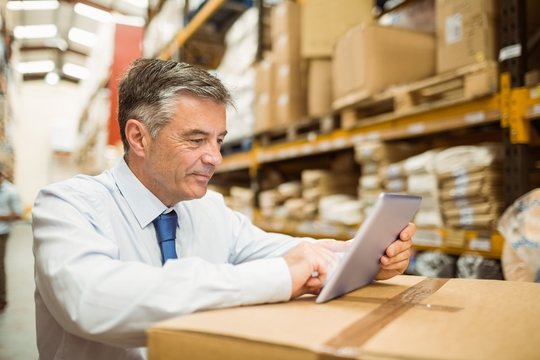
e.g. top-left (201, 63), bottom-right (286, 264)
top-left (334, 61), bottom-right (498, 130)
top-left (255, 115), bottom-right (339, 147)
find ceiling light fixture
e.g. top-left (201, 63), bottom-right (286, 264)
top-left (45, 71), bottom-right (60, 85)
top-left (68, 27), bottom-right (97, 48)
top-left (63, 63), bottom-right (89, 80)
top-left (16, 60), bottom-right (55, 74)
top-left (74, 2), bottom-right (113, 23)
top-left (13, 24), bottom-right (57, 39)
top-left (6, 0), bottom-right (59, 11)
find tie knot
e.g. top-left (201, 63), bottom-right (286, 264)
top-left (153, 210), bottom-right (177, 244)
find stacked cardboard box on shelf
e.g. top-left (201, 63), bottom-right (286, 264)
top-left (436, 0), bottom-right (498, 73)
top-left (434, 144), bottom-right (504, 232)
top-left (254, 56), bottom-right (275, 134)
top-left (301, 0), bottom-right (372, 58)
top-left (332, 23), bottom-right (436, 107)
top-left (306, 59), bottom-right (332, 118)
top-left (301, 0), bottom-right (373, 118)
top-left (254, 1), bottom-right (305, 133)
top-left (271, 1), bottom-right (304, 127)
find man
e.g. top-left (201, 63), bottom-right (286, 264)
top-left (0, 166), bottom-right (23, 311)
top-left (32, 59), bottom-right (416, 359)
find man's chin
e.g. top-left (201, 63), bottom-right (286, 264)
top-left (188, 185), bottom-right (208, 200)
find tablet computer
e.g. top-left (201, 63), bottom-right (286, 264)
top-left (316, 192), bottom-right (422, 303)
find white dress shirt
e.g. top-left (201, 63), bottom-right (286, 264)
top-left (32, 158), bottom-right (305, 360)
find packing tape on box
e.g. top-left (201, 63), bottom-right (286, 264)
top-left (319, 278), bottom-right (454, 358)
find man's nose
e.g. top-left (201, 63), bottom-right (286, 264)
top-left (202, 142), bottom-right (223, 166)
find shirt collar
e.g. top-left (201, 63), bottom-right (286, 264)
top-left (112, 157), bottom-right (169, 229)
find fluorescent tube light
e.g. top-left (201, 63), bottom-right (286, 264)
top-left (114, 14), bottom-right (145, 27)
top-left (6, 1), bottom-right (59, 11)
top-left (13, 24), bottom-right (57, 39)
top-left (63, 63), bottom-right (89, 80)
top-left (68, 27), bottom-right (96, 47)
top-left (16, 60), bottom-right (55, 74)
top-left (74, 3), bottom-right (112, 23)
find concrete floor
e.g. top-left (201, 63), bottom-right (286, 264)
top-left (0, 222), bottom-right (38, 359)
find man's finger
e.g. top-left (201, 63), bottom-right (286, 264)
top-left (386, 239), bottom-right (412, 257)
top-left (316, 239), bottom-right (351, 253)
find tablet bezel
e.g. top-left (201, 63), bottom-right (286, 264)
top-left (315, 192), bottom-right (422, 303)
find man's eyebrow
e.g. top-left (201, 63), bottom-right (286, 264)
top-left (183, 129), bottom-right (228, 137)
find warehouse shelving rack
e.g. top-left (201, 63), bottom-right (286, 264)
top-left (146, 0), bottom-right (540, 259)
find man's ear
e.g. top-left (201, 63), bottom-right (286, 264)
top-left (125, 119), bottom-right (150, 157)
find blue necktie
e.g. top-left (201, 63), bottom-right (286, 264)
top-left (153, 210), bottom-right (178, 264)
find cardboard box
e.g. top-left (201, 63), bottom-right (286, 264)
top-left (307, 58), bottom-right (332, 117)
top-left (273, 34), bottom-right (301, 68)
top-left (270, 0), bottom-right (300, 42)
top-left (436, 0), bottom-right (498, 73)
top-left (148, 275), bottom-right (540, 359)
top-left (270, 1), bottom-right (305, 127)
top-left (333, 23), bottom-right (435, 105)
top-left (254, 57), bottom-right (276, 134)
top-left (275, 91), bottom-right (304, 126)
top-left (301, 0), bottom-right (373, 58)
top-left (255, 56), bottom-right (274, 95)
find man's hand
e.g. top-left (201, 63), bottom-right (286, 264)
top-left (284, 241), bottom-right (347, 299)
top-left (375, 222), bottom-right (416, 280)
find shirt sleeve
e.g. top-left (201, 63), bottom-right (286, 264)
top-left (203, 190), bottom-right (310, 264)
top-left (32, 184), bottom-right (296, 348)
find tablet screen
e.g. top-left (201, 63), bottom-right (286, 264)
top-left (316, 193), bottom-right (422, 303)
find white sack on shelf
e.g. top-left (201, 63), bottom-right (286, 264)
top-left (319, 195), bottom-right (363, 226)
top-left (433, 143), bottom-right (503, 176)
top-left (413, 210), bottom-right (444, 228)
top-left (403, 149), bottom-right (442, 175)
top-left (407, 173), bottom-right (438, 195)
top-left (143, 0), bottom-right (184, 57)
top-left (277, 181), bottom-right (302, 200)
top-left (217, 7), bottom-right (260, 142)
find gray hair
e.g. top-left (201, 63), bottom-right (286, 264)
top-left (118, 58), bottom-right (233, 151)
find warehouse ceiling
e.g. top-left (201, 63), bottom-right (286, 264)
top-left (4, 0), bottom-right (149, 84)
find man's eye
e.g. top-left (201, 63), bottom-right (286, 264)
top-left (217, 138), bottom-right (224, 145)
top-left (191, 138), bottom-right (204, 144)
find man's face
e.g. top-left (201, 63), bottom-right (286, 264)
top-left (142, 95), bottom-right (227, 206)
